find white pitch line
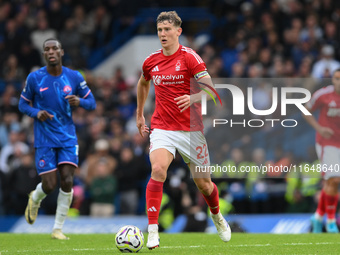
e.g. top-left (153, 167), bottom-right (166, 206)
top-left (160, 242), bottom-right (340, 249)
top-left (162, 244), bottom-right (272, 248)
top-left (1, 248), bottom-right (117, 253)
top-left (2, 242), bottom-right (340, 253)
top-left (283, 242), bottom-right (340, 246)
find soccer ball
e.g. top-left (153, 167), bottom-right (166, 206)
top-left (115, 225), bottom-right (144, 253)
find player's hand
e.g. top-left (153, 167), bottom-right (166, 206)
top-left (174, 94), bottom-right (191, 112)
top-left (65, 95), bottom-right (80, 107)
top-left (318, 126), bottom-right (334, 139)
top-left (136, 115), bottom-right (149, 137)
top-left (37, 110), bottom-right (54, 121)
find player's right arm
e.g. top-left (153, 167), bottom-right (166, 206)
top-left (136, 74), bottom-right (151, 137)
top-left (303, 107), bottom-right (334, 139)
top-left (302, 101), bottom-right (334, 139)
top-left (18, 76), bottom-right (54, 121)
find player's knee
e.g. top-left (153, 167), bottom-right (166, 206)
top-left (60, 175), bottom-right (74, 191)
top-left (42, 179), bottom-right (57, 194)
top-left (151, 164), bottom-right (167, 182)
top-left (327, 177), bottom-right (337, 185)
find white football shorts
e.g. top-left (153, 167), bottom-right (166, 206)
top-left (316, 143), bottom-right (340, 180)
top-left (149, 128), bottom-right (210, 167)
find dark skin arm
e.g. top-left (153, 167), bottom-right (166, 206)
top-left (37, 110), bottom-right (54, 121)
top-left (37, 95), bottom-right (80, 121)
top-left (65, 95), bottom-right (80, 107)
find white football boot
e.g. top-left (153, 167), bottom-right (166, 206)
top-left (211, 211), bottom-right (231, 242)
top-left (146, 224), bottom-right (160, 250)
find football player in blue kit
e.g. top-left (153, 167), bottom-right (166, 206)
top-left (19, 38), bottom-right (96, 239)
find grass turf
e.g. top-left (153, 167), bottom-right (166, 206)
top-left (0, 233), bottom-right (340, 254)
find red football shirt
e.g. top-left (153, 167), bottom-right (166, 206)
top-left (142, 45), bottom-right (207, 132)
top-left (307, 85), bottom-right (340, 147)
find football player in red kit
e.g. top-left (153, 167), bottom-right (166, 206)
top-left (136, 11), bottom-right (231, 249)
top-left (304, 69), bottom-right (340, 233)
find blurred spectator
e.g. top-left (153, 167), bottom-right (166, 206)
top-left (0, 129), bottom-right (29, 174)
top-left (0, 36), bottom-right (8, 71)
top-left (291, 37), bottom-right (318, 69)
top-left (0, 113), bottom-right (20, 148)
top-left (4, 19), bottom-right (24, 55)
top-left (258, 48), bottom-right (272, 76)
top-left (0, 84), bottom-right (20, 116)
top-left (251, 82), bottom-right (272, 115)
top-left (300, 13), bottom-right (323, 42)
top-left (115, 147), bottom-right (149, 215)
top-left (72, 5), bottom-right (95, 50)
top-left (113, 67), bottom-right (128, 92)
top-left (80, 138), bottom-right (117, 186)
top-left (1, 54), bottom-right (26, 82)
top-left (247, 148), bottom-right (270, 213)
top-left (84, 116), bottom-right (108, 152)
top-left (97, 85), bottom-right (116, 116)
top-left (220, 148), bottom-right (248, 213)
top-left (230, 62), bottom-right (245, 78)
top-left (5, 152), bottom-right (40, 214)
top-left (312, 45), bottom-right (340, 79)
top-left (59, 18), bottom-right (84, 68)
top-left (30, 16), bottom-right (57, 54)
top-left (89, 158), bottom-right (117, 217)
top-left (47, 0), bottom-right (66, 31)
top-left (266, 147), bottom-right (293, 213)
top-left (117, 91), bottom-right (136, 122)
top-left (109, 137), bottom-right (123, 160)
top-left (17, 40), bottom-right (42, 75)
top-left (88, 5), bottom-right (112, 48)
top-left (321, 21), bottom-right (339, 60)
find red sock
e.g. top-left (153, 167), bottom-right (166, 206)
top-left (202, 182), bottom-right (220, 215)
top-left (316, 189), bottom-right (326, 216)
top-left (324, 192), bottom-right (339, 220)
top-left (146, 178), bottom-right (163, 225)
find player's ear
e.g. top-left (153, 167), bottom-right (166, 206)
top-left (61, 49), bottom-right (64, 57)
top-left (177, 27), bottom-right (182, 36)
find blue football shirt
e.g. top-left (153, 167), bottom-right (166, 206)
top-left (20, 66), bottom-right (93, 148)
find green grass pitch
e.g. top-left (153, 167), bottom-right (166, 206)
top-left (0, 233), bottom-right (339, 254)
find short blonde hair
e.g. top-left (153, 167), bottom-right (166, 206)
top-left (156, 11), bottom-right (182, 27)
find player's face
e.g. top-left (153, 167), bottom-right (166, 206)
top-left (332, 71), bottom-right (340, 94)
top-left (157, 21), bottom-right (182, 49)
top-left (43, 40), bottom-right (64, 66)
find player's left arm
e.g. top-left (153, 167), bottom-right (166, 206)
top-left (175, 51), bottom-right (216, 112)
top-left (65, 92), bottom-right (96, 110)
top-left (175, 73), bottom-right (216, 113)
top-left (70, 72), bottom-right (96, 110)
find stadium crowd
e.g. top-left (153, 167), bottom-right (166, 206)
top-left (0, 0), bottom-right (340, 230)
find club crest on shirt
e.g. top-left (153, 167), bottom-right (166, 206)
top-left (63, 85), bottom-right (72, 94)
top-left (152, 76), bottom-right (162, 86)
top-left (175, 60), bottom-right (181, 71)
top-left (38, 159), bottom-right (46, 168)
top-left (329, 100), bottom-right (337, 107)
